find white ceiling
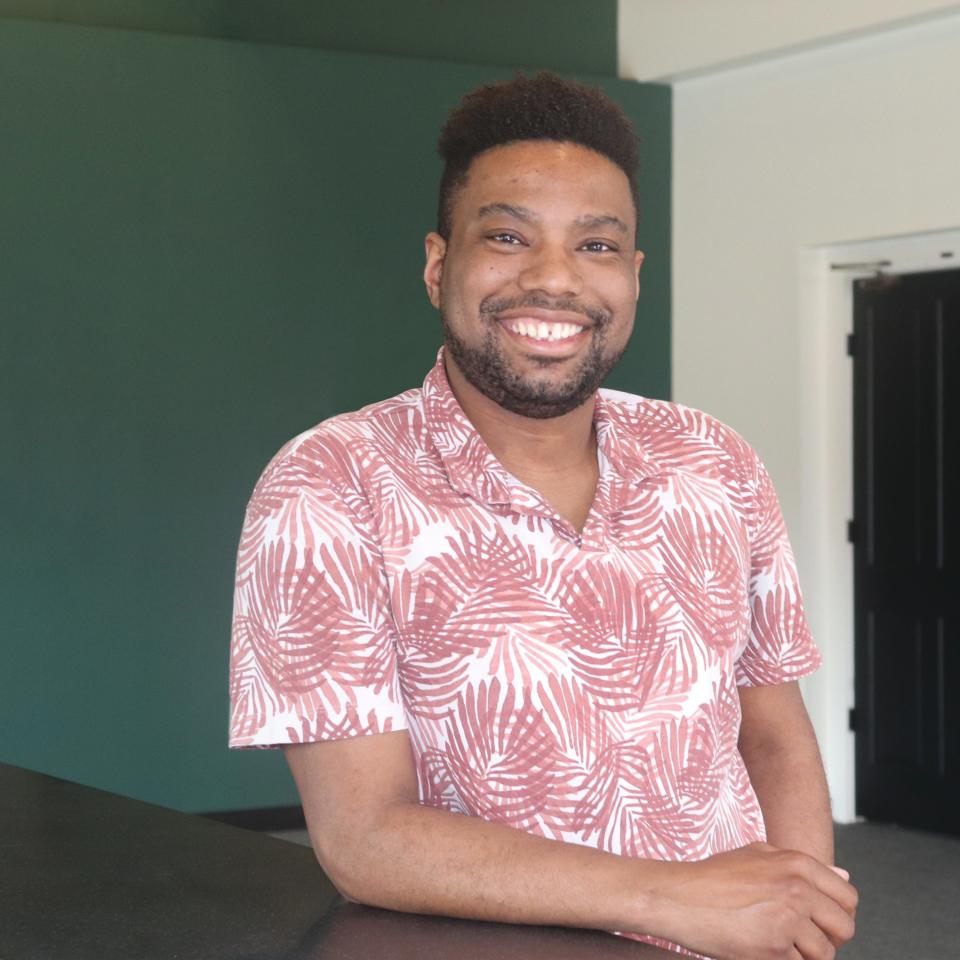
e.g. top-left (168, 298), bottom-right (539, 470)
top-left (618, 0), bottom-right (960, 81)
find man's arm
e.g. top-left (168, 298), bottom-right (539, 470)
top-left (285, 728), bottom-right (857, 960)
top-left (738, 681), bottom-right (835, 864)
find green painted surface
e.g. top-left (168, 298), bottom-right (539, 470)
top-left (0, 0), bottom-right (618, 75)
top-left (1, 18), bottom-right (670, 812)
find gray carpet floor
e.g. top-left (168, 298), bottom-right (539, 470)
top-left (833, 821), bottom-right (960, 959)
top-left (271, 822), bottom-right (960, 958)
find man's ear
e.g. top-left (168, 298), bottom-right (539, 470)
top-left (423, 233), bottom-right (446, 309)
top-left (633, 250), bottom-right (645, 301)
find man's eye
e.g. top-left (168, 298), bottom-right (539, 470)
top-left (581, 240), bottom-right (617, 253)
top-left (490, 233), bottom-right (522, 244)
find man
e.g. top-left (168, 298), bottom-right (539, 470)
top-left (229, 73), bottom-right (857, 959)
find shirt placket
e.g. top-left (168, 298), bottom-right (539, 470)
top-left (499, 454), bottom-right (612, 553)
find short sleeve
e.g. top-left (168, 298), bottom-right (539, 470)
top-left (735, 454), bottom-right (822, 687)
top-left (228, 442), bottom-right (408, 748)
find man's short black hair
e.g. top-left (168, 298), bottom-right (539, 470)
top-left (436, 71), bottom-right (641, 240)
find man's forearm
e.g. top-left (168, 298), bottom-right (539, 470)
top-left (323, 798), bottom-right (662, 935)
top-left (317, 795), bottom-right (857, 960)
top-left (742, 738), bottom-right (834, 863)
top-left (738, 687), bottom-right (835, 864)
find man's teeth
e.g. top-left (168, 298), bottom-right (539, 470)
top-left (506, 319), bottom-right (585, 341)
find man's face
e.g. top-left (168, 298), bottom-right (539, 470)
top-left (424, 140), bottom-right (644, 419)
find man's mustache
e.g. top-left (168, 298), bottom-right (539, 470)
top-left (479, 294), bottom-right (611, 328)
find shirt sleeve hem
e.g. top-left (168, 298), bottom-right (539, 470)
top-left (228, 713), bottom-right (410, 750)
top-left (735, 649), bottom-right (823, 688)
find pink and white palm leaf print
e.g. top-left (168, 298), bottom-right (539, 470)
top-left (232, 537), bottom-right (338, 742)
top-left (230, 618), bottom-right (283, 746)
top-left (630, 403), bottom-right (755, 509)
top-left (235, 454), bottom-right (315, 581)
top-left (435, 678), bottom-right (569, 831)
top-left (747, 459), bottom-right (789, 553)
top-left (572, 736), bottom-right (695, 859)
top-left (283, 702), bottom-right (397, 746)
top-left (740, 583), bottom-right (814, 685)
top-left (231, 508), bottom-right (398, 743)
top-left (237, 453), bottom-right (371, 584)
top-left (365, 457), bottom-right (443, 543)
top-left (746, 459), bottom-right (802, 595)
top-left (579, 683), bottom-right (740, 863)
top-left (534, 672), bottom-right (616, 839)
top-left (662, 466), bottom-right (743, 519)
top-left (607, 478), bottom-right (667, 552)
top-left (658, 506), bottom-right (750, 652)
top-left (483, 624), bottom-right (571, 693)
top-left (395, 527), bottom-right (569, 717)
top-left (554, 560), bottom-right (676, 710)
top-left (647, 684), bottom-right (743, 857)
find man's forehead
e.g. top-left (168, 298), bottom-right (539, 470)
top-left (462, 139), bottom-right (631, 196)
top-left (468, 139), bottom-right (623, 177)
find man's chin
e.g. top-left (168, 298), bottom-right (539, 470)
top-left (442, 330), bottom-right (615, 418)
top-left (494, 383), bottom-right (596, 419)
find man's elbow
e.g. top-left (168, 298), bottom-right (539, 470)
top-left (321, 856), bottom-right (363, 904)
top-left (309, 824), bottom-right (390, 906)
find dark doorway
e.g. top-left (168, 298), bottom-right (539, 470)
top-left (852, 267), bottom-right (959, 834)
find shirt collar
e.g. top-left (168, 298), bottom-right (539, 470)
top-left (422, 347), bottom-right (658, 509)
top-left (422, 347), bottom-right (514, 506)
top-left (592, 388), bottom-right (659, 481)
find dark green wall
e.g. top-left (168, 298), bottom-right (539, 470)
top-left (1, 17), bottom-right (670, 812)
top-left (0, 0), bottom-right (618, 75)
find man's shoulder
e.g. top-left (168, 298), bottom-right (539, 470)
top-left (286, 387), bottom-right (424, 458)
top-left (251, 387), bottom-right (427, 499)
top-left (598, 387), bottom-right (760, 479)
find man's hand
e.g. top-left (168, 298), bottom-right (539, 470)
top-left (650, 842), bottom-right (858, 960)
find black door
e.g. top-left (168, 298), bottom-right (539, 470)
top-left (853, 267), bottom-right (960, 834)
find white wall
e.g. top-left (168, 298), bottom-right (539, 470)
top-left (667, 13), bottom-right (960, 819)
top-left (619, 0), bottom-right (960, 80)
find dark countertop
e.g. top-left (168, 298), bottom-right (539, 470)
top-left (0, 762), bottom-right (673, 959)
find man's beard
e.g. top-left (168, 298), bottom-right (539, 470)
top-left (440, 294), bottom-right (625, 420)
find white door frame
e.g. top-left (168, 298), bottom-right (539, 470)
top-left (797, 227), bottom-right (960, 823)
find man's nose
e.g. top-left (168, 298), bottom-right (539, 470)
top-left (517, 245), bottom-right (583, 298)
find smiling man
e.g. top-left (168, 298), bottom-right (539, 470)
top-left (229, 74), bottom-right (857, 959)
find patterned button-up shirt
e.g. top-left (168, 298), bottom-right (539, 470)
top-left (229, 348), bottom-right (820, 952)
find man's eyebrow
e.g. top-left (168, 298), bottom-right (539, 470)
top-left (574, 214), bottom-right (630, 235)
top-left (475, 204), bottom-right (630, 235)
top-left (476, 203), bottom-right (539, 222)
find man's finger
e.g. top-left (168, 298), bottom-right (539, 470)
top-left (794, 919), bottom-right (837, 960)
top-left (807, 861), bottom-right (858, 916)
top-left (811, 892), bottom-right (856, 947)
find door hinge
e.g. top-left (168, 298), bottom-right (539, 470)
top-left (848, 708), bottom-right (857, 732)
top-left (846, 333), bottom-right (856, 357)
top-left (847, 519), bottom-right (856, 543)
